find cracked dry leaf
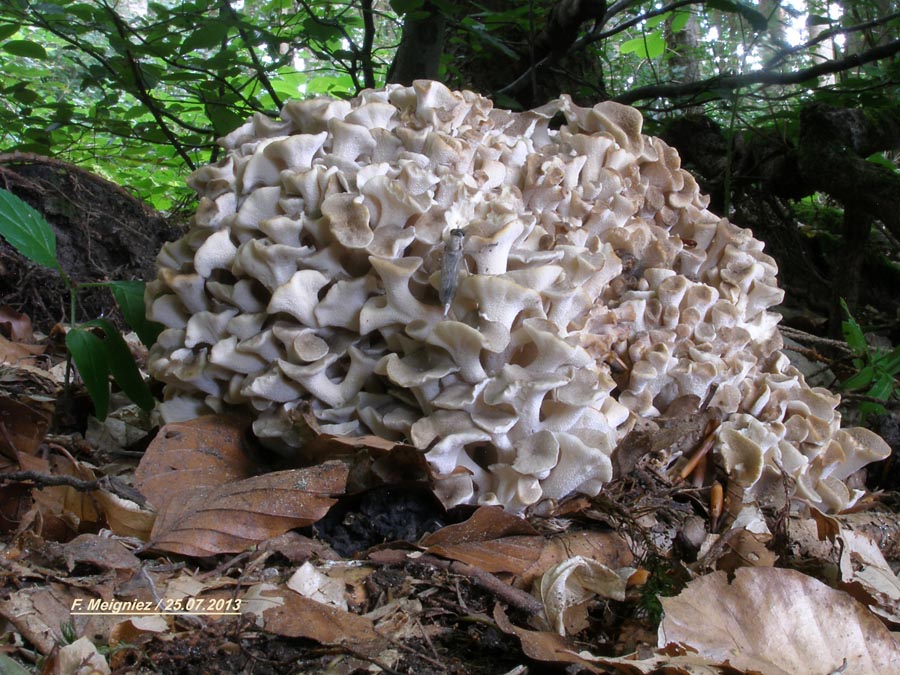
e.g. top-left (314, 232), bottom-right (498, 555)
top-left (287, 561), bottom-right (348, 610)
top-left (146, 461), bottom-right (348, 556)
top-left (659, 567), bottom-right (900, 675)
top-left (837, 528), bottom-right (900, 624)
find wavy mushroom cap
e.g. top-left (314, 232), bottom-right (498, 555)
top-left (146, 81), bottom-right (889, 512)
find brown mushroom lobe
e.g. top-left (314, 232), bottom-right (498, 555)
top-left (146, 80), bottom-right (889, 513)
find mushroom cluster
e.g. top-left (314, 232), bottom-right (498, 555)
top-left (146, 80), bottom-right (889, 512)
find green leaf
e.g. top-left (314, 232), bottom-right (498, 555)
top-left (839, 299), bottom-right (867, 354)
top-left (645, 11), bottom-right (672, 29)
top-left (181, 22), bottom-right (229, 53)
top-left (620, 32), bottom-right (665, 59)
top-left (705, 0), bottom-right (768, 31)
top-left (108, 280), bottom-right (164, 347)
top-left (0, 24), bottom-right (19, 42)
top-left (205, 103), bottom-right (246, 136)
top-left (83, 319), bottom-right (155, 412)
top-left (0, 188), bottom-right (61, 271)
top-left (66, 328), bottom-right (111, 420)
top-left (867, 372), bottom-right (895, 401)
top-left (2, 39), bottom-right (48, 58)
top-left (866, 152), bottom-right (899, 173)
top-left (671, 10), bottom-right (690, 33)
top-left (843, 365), bottom-right (875, 391)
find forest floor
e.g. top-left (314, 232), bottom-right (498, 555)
top-left (2, 157), bottom-right (900, 675)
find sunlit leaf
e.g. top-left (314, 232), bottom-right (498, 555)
top-left (620, 32), bottom-right (665, 59)
top-left (0, 188), bottom-right (60, 271)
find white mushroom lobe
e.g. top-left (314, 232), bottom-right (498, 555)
top-left (147, 81), bottom-right (889, 512)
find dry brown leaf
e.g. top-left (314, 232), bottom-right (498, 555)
top-left (837, 528), bottom-right (900, 624)
top-left (0, 333), bottom-right (44, 366)
top-left (0, 305), bottom-right (34, 342)
top-left (262, 588), bottom-right (388, 656)
top-left (522, 530), bottom-right (634, 588)
top-left (134, 416), bottom-right (257, 512)
top-left (659, 567), bottom-right (900, 675)
top-left (17, 452), bottom-right (102, 538)
top-left (93, 489), bottom-right (155, 540)
top-left (0, 396), bottom-right (51, 458)
top-left (147, 462), bottom-right (348, 557)
top-left (60, 533), bottom-right (141, 573)
top-left (420, 505), bottom-right (539, 547)
top-left (493, 604), bottom-right (603, 672)
top-left (425, 535), bottom-right (544, 575)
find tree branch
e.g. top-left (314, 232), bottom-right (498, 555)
top-left (614, 37), bottom-right (900, 104)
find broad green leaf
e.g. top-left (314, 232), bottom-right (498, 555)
top-left (671, 10), bottom-right (690, 33)
top-left (182, 22), bottom-right (229, 53)
top-left (646, 12), bottom-right (672, 29)
top-left (878, 346), bottom-right (900, 376)
top-left (83, 319), bottom-right (155, 412)
top-left (0, 24), bottom-right (19, 42)
top-left (66, 328), bottom-right (111, 420)
top-left (205, 104), bottom-right (246, 136)
top-left (840, 299), bottom-right (867, 354)
top-left (842, 365), bottom-right (875, 391)
top-left (109, 280), bottom-right (164, 347)
top-left (2, 39), bottom-right (47, 59)
top-left (620, 32), bottom-right (665, 59)
top-left (0, 188), bottom-right (61, 271)
top-left (705, 0), bottom-right (768, 31)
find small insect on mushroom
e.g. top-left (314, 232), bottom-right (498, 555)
top-left (439, 228), bottom-right (466, 316)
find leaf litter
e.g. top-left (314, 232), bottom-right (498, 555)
top-left (1, 309), bottom-right (900, 674)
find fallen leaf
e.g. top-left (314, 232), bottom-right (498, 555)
top-left (539, 556), bottom-right (631, 635)
top-left (425, 535), bottom-right (544, 575)
top-left (94, 489), bottom-right (155, 540)
top-left (61, 533), bottom-right (140, 573)
top-left (838, 528), bottom-right (900, 624)
top-left (0, 395), bottom-right (51, 458)
top-left (262, 588), bottom-right (388, 656)
top-left (0, 333), bottom-right (44, 366)
top-left (287, 561), bottom-right (348, 610)
top-left (134, 416), bottom-right (257, 512)
top-left (55, 636), bottom-right (110, 675)
top-left (420, 505), bottom-right (539, 546)
top-left (659, 567), bottom-right (900, 675)
top-left (493, 604), bottom-right (602, 673)
top-left (0, 305), bottom-right (34, 342)
top-left (147, 462), bottom-right (348, 556)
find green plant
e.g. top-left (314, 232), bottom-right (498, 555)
top-left (0, 187), bottom-right (158, 419)
top-left (839, 298), bottom-right (900, 419)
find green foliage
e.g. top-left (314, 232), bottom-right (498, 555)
top-left (0, 188), bottom-right (156, 420)
top-left (0, 188), bottom-right (61, 272)
top-left (840, 299), bottom-right (900, 419)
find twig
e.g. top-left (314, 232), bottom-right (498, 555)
top-left (0, 470), bottom-right (147, 505)
top-left (779, 325), bottom-right (852, 354)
